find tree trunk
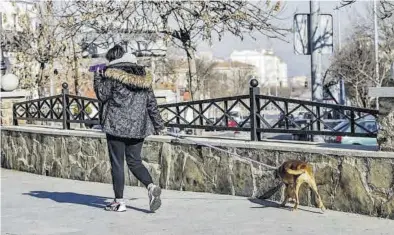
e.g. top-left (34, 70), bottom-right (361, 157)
top-left (185, 47), bottom-right (198, 101)
top-left (71, 37), bottom-right (80, 96)
top-left (37, 65), bottom-right (45, 98)
top-left (184, 46), bottom-right (202, 135)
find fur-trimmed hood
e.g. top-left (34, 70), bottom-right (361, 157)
top-left (104, 54), bottom-right (151, 89)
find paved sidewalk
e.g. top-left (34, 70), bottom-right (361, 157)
top-left (1, 169), bottom-right (393, 235)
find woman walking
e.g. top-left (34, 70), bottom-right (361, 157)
top-left (94, 45), bottom-right (164, 212)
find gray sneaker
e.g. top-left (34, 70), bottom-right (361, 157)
top-left (148, 184), bottom-right (162, 212)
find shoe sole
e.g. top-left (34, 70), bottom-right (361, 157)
top-left (105, 205), bottom-right (127, 212)
top-left (150, 187), bottom-right (162, 212)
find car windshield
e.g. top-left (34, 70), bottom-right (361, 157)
top-left (333, 121), bottom-right (349, 131)
top-left (337, 120), bottom-right (378, 133)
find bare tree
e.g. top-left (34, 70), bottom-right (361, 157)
top-left (339, 0), bottom-right (394, 20)
top-left (328, 29), bottom-right (390, 108)
top-left (3, 1), bottom-right (70, 96)
top-left (229, 65), bottom-right (255, 96)
top-left (328, 1), bottom-right (394, 108)
top-left (58, 0), bottom-right (288, 100)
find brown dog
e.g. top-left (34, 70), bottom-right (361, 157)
top-left (275, 160), bottom-right (325, 212)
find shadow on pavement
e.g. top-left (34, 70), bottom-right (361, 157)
top-left (248, 198), bottom-right (323, 214)
top-left (23, 191), bottom-right (152, 213)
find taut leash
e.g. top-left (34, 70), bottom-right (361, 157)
top-left (166, 132), bottom-right (278, 170)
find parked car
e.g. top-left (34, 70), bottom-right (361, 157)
top-left (295, 112), bottom-right (313, 120)
top-left (205, 117), bottom-right (226, 131)
top-left (332, 119), bottom-right (378, 146)
top-left (278, 113), bottom-right (296, 128)
top-left (229, 120), bottom-right (237, 126)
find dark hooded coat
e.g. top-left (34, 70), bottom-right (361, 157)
top-left (93, 58), bottom-right (164, 139)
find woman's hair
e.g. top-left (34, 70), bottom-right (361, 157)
top-left (105, 45), bottom-right (125, 62)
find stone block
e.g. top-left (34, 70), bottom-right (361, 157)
top-left (50, 160), bottom-right (63, 178)
top-left (160, 144), bottom-right (184, 190)
top-left (333, 162), bottom-right (374, 215)
top-left (232, 160), bottom-right (253, 197)
top-left (81, 139), bottom-right (96, 156)
top-left (368, 159), bottom-right (393, 189)
top-left (142, 141), bottom-right (161, 163)
top-left (377, 106), bottom-right (394, 152)
top-left (66, 137), bottom-right (81, 156)
top-left (70, 163), bottom-right (85, 181)
top-left (182, 157), bottom-right (206, 192)
top-left (313, 164), bottom-right (339, 208)
top-left (253, 168), bottom-right (281, 200)
top-left (381, 198), bottom-right (394, 219)
top-left (214, 154), bottom-right (234, 195)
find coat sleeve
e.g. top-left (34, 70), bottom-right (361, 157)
top-left (93, 72), bottom-right (113, 102)
top-left (147, 88), bottom-right (165, 132)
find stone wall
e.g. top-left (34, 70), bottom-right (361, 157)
top-left (0, 91), bottom-right (29, 126)
top-left (377, 79), bottom-right (394, 152)
top-left (1, 126), bottom-right (393, 219)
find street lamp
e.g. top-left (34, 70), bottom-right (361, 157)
top-left (0, 59), bottom-right (6, 76)
top-left (130, 39), bottom-right (167, 88)
top-left (373, 0), bottom-right (379, 109)
top-left (130, 40), bottom-right (167, 58)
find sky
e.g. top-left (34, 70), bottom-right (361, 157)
top-left (197, 0), bottom-right (371, 78)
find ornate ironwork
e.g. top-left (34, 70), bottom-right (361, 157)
top-left (13, 83), bottom-right (100, 129)
top-left (12, 81), bottom-right (379, 141)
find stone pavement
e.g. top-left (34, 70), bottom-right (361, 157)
top-left (1, 169), bottom-right (393, 235)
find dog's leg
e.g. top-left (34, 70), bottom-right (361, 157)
top-left (308, 177), bottom-right (326, 212)
top-left (280, 195), bottom-right (289, 207)
top-left (292, 181), bottom-right (301, 211)
top-left (292, 175), bottom-right (307, 211)
top-left (280, 187), bottom-right (289, 207)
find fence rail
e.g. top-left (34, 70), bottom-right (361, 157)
top-left (12, 81), bottom-right (379, 141)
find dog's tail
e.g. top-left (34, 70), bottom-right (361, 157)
top-left (285, 168), bottom-right (305, 175)
top-left (285, 163), bottom-right (310, 175)
top-left (257, 183), bottom-right (284, 200)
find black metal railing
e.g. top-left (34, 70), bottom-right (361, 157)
top-left (159, 81), bottom-right (379, 141)
top-left (12, 81), bottom-right (379, 141)
top-left (13, 83), bottom-right (101, 129)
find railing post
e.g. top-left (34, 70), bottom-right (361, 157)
top-left (249, 78), bottom-right (261, 141)
top-left (198, 103), bottom-right (203, 126)
top-left (12, 104), bottom-right (18, 126)
top-left (175, 106), bottom-right (180, 125)
top-left (284, 101), bottom-right (289, 129)
top-left (350, 110), bottom-right (355, 134)
top-left (316, 106), bottom-right (321, 131)
top-left (61, 82), bottom-right (70, 129)
top-left (224, 100), bottom-right (229, 126)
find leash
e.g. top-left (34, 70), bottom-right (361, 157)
top-left (166, 132), bottom-right (278, 170)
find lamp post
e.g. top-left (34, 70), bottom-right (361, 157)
top-left (373, 0), bottom-right (379, 110)
top-left (0, 57), bottom-right (6, 76)
top-left (1, 40), bottom-right (6, 76)
top-left (51, 69), bottom-right (58, 96)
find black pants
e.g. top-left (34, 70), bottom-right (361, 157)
top-left (106, 134), bottom-right (153, 199)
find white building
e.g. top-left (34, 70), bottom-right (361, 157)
top-left (230, 49), bottom-right (288, 88)
top-left (0, 0), bottom-right (37, 33)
